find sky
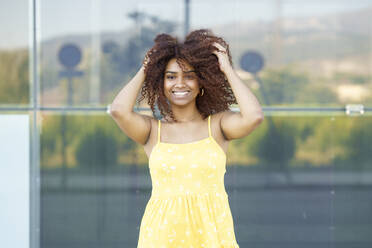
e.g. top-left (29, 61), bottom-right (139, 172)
top-left (0, 0), bottom-right (371, 49)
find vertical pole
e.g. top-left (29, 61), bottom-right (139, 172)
top-left (184, 0), bottom-right (190, 37)
top-left (90, 0), bottom-right (101, 105)
top-left (273, 0), bottom-right (282, 66)
top-left (30, 0), bottom-right (40, 247)
top-left (68, 76), bottom-right (73, 106)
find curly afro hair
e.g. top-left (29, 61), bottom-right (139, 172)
top-left (137, 28), bottom-right (237, 123)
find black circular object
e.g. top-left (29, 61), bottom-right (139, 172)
top-left (58, 44), bottom-right (82, 69)
top-left (239, 51), bottom-right (264, 74)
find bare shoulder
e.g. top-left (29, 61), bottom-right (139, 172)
top-left (110, 109), bottom-right (157, 146)
top-left (218, 109), bottom-right (263, 141)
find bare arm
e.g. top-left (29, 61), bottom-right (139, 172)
top-left (220, 67), bottom-right (264, 140)
top-left (111, 65), bottom-right (145, 113)
top-left (110, 65), bottom-right (153, 145)
top-left (212, 42), bottom-right (264, 141)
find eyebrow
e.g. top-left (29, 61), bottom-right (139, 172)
top-left (165, 70), bottom-right (196, 74)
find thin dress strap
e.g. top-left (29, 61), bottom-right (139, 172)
top-left (208, 115), bottom-right (212, 138)
top-left (157, 119), bottom-right (161, 144)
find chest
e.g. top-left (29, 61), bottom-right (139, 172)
top-left (148, 139), bottom-right (227, 176)
top-left (143, 115), bottom-right (229, 159)
top-left (144, 134), bottom-right (228, 160)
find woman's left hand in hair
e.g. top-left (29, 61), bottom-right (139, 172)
top-left (212, 42), bottom-right (233, 74)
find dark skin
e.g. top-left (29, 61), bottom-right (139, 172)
top-left (142, 112), bottom-right (229, 159)
top-left (111, 42), bottom-right (263, 160)
top-left (143, 58), bottom-right (229, 159)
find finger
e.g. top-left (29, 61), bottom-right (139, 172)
top-left (212, 42), bottom-right (222, 49)
top-left (213, 42), bottom-right (224, 50)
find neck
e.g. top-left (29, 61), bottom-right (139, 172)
top-left (164, 100), bottom-right (204, 123)
top-left (165, 110), bottom-right (203, 123)
top-left (176, 114), bottom-right (203, 123)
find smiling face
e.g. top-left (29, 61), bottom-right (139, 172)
top-left (163, 58), bottom-right (200, 105)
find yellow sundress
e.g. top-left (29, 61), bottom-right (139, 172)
top-left (137, 115), bottom-right (240, 248)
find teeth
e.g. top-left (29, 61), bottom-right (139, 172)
top-left (173, 91), bottom-right (189, 96)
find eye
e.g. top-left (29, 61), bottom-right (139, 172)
top-left (185, 75), bottom-right (195, 79)
top-left (166, 75), bottom-right (175, 79)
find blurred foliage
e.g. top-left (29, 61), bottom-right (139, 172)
top-left (38, 114), bottom-right (372, 172)
top-left (252, 121), bottom-right (296, 171)
top-left (341, 119), bottom-right (372, 170)
top-left (40, 114), bottom-right (146, 170)
top-left (260, 66), bottom-right (309, 104)
top-left (259, 66), bottom-right (338, 105)
top-left (75, 126), bottom-right (118, 169)
top-left (228, 115), bottom-right (372, 171)
top-left (334, 72), bottom-right (371, 85)
top-left (40, 115), bottom-right (81, 167)
top-left (0, 49), bottom-right (29, 104)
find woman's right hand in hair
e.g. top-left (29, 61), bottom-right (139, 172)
top-left (142, 50), bottom-right (151, 68)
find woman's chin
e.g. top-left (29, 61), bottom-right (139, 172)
top-left (169, 97), bottom-right (196, 105)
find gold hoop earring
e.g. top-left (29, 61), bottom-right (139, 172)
top-left (200, 88), bottom-right (204, 96)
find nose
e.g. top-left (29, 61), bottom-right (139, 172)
top-left (175, 76), bottom-right (187, 84)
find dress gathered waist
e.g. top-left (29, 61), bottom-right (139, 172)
top-left (150, 189), bottom-right (229, 199)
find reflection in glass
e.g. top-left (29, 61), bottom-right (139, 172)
top-left (0, 0), bottom-right (29, 105)
top-left (191, 0), bottom-right (372, 107)
top-left (39, 0), bottom-right (184, 107)
top-left (0, 0), bottom-right (370, 247)
top-left (40, 113), bottom-right (372, 246)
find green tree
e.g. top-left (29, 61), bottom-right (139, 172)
top-left (343, 120), bottom-right (372, 172)
top-left (252, 120), bottom-right (296, 184)
top-left (75, 126), bottom-right (119, 169)
top-left (261, 66), bottom-right (309, 104)
top-left (0, 50), bottom-right (29, 104)
top-left (40, 115), bottom-right (81, 167)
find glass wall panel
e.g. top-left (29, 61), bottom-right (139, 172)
top-left (0, 0), bottom-right (30, 106)
top-left (191, 0), bottom-right (372, 107)
top-left (40, 113), bottom-right (372, 247)
top-left (39, 0), bottom-right (184, 107)
top-left (227, 114), bottom-right (372, 246)
top-left (40, 113), bottom-right (148, 247)
top-left (0, 0), bottom-right (370, 248)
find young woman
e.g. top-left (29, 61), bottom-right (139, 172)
top-left (110, 29), bottom-right (264, 247)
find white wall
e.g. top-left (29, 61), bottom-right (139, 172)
top-left (0, 115), bottom-right (30, 248)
